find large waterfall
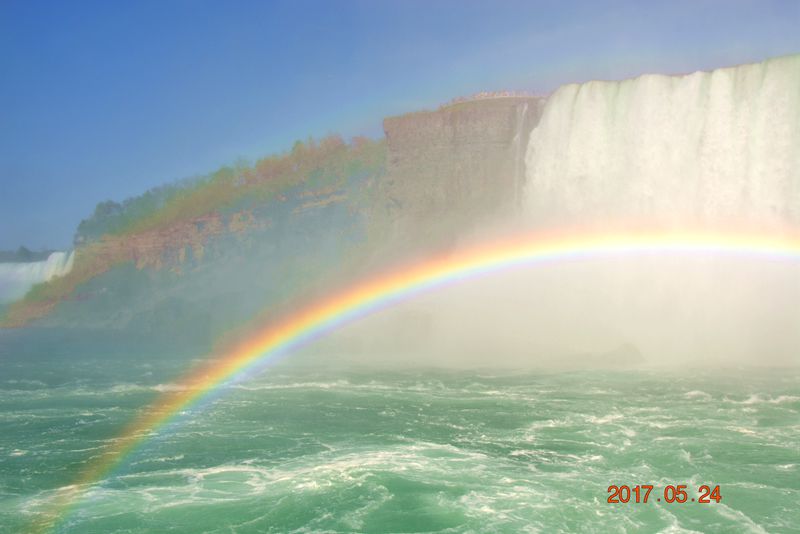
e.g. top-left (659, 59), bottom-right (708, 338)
top-left (507, 55), bottom-right (800, 365)
top-left (524, 54), bottom-right (800, 229)
top-left (0, 251), bottom-right (74, 303)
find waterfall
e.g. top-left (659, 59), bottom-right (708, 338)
top-left (0, 251), bottom-right (74, 303)
top-left (524, 54), bottom-right (800, 229)
top-left (512, 102), bottom-right (529, 205)
top-left (512, 55), bottom-right (800, 365)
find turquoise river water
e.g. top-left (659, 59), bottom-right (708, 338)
top-left (0, 350), bottom-right (798, 533)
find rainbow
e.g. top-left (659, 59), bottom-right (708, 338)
top-left (35, 229), bottom-right (800, 532)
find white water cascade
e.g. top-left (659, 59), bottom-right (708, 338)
top-left (508, 54), bottom-right (800, 366)
top-left (524, 54), bottom-right (800, 229)
top-left (0, 251), bottom-right (75, 304)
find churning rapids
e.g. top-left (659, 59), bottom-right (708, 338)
top-left (1, 356), bottom-right (798, 533)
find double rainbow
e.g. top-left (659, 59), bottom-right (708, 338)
top-left (36, 229), bottom-right (800, 532)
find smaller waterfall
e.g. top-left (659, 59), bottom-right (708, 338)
top-left (512, 102), bottom-right (529, 206)
top-left (0, 251), bottom-right (74, 303)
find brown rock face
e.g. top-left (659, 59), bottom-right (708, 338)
top-left (380, 96), bottom-right (544, 248)
top-left (0, 210), bottom-right (265, 327)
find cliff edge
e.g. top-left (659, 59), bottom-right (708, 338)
top-left (380, 95), bottom-right (544, 248)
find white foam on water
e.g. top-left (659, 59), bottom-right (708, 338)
top-left (586, 413), bottom-right (624, 425)
top-left (724, 394), bottom-right (800, 405)
top-left (684, 390), bottom-right (712, 400)
top-left (728, 426), bottom-right (758, 435)
top-left (713, 502), bottom-right (770, 534)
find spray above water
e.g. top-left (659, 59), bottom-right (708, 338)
top-left (31, 229), bottom-right (800, 532)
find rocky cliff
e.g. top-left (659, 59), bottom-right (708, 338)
top-left (380, 95), bottom-right (544, 248)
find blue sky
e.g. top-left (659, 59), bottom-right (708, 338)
top-left (2, 0), bottom-right (799, 250)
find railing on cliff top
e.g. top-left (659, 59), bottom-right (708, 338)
top-left (442, 91), bottom-right (541, 108)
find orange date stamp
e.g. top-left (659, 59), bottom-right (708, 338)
top-left (607, 484), bottom-right (722, 504)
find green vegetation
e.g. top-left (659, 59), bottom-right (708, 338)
top-left (76, 135), bottom-right (385, 242)
top-left (2, 135), bottom-right (386, 327)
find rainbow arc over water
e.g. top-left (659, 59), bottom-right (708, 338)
top-left (36, 228), bottom-right (800, 532)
